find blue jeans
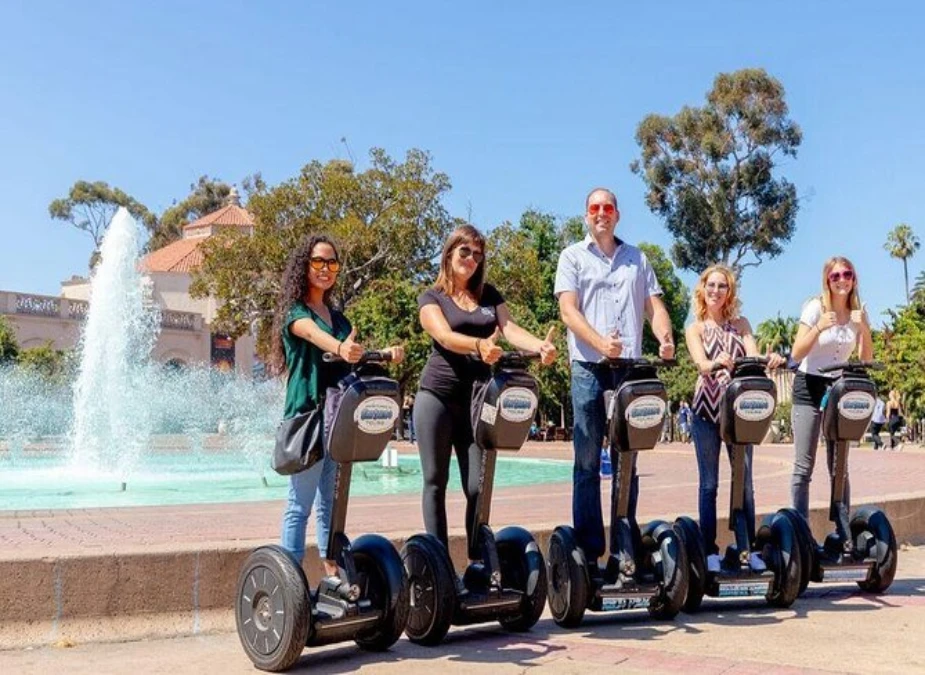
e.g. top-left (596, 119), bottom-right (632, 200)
top-left (570, 361), bottom-right (638, 560)
top-left (691, 414), bottom-right (755, 554)
top-left (280, 453), bottom-right (337, 563)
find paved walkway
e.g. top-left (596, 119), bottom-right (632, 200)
top-left (2, 441), bottom-right (923, 560)
top-left (3, 545), bottom-right (923, 674)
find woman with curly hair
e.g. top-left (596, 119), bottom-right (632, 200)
top-left (685, 264), bottom-right (785, 570)
top-left (271, 235), bottom-right (404, 582)
top-left (790, 256), bottom-right (872, 517)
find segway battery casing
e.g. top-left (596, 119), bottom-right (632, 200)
top-left (472, 370), bottom-right (539, 451)
top-left (326, 376), bottom-right (401, 463)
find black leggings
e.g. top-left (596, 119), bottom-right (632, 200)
top-left (413, 389), bottom-right (483, 560)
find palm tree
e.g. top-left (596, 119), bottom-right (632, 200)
top-left (884, 223), bottom-right (920, 303)
top-left (755, 314), bottom-right (799, 356)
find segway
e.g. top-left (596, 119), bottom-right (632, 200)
top-left (546, 357), bottom-right (689, 628)
top-left (674, 357), bottom-right (803, 611)
top-left (779, 361), bottom-right (897, 595)
top-left (401, 352), bottom-right (547, 645)
top-left (236, 351), bottom-right (409, 672)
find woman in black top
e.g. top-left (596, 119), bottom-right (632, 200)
top-left (415, 224), bottom-right (556, 575)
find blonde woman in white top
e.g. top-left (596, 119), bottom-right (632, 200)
top-left (789, 256), bottom-right (872, 518)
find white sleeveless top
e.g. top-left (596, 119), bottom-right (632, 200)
top-left (797, 297), bottom-right (859, 375)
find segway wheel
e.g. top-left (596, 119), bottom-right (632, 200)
top-left (546, 526), bottom-right (589, 628)
top-left (641, 520), bottom-right (689, 620)
top-left (496, 526), bottom-right (547, 632)
top-left (757, 513), bottom-right (801, 608)
top-left (235, 546), bottom-right (311, 672)
top-left (850, 507), bottom-right (898, 593)
top-left (401, 533), bottom-right (456, 646)
top-left (674, 516), bottom-right (706, 612)
top-left (352, 534), bottom-right (410, 651)
top-left (778, 508), bottom-right (815, 594)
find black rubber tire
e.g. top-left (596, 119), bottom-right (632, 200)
top-left (643, 520), bottom-right (689, 620)
top-left (674, 516), bottom-right (707, 612)
top-left (496, 526), bottom-right (547, 632)
top-left (757, 513), bottom-right (801, 608)
top-left (850, 507), bottom-right (898, 593)
top-left (546, 526), bottom-right (589, 628)
top-left (235, 546), bottom-right (311, 672)
top-left (352, 535), bottom-right (410, 652)
top-left (400, 533), bottom-right (456, 646)
top-left (778, 508), bottom-right (815, 595)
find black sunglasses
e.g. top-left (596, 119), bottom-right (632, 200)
top-left (457, 245), bottom-right (484, 263)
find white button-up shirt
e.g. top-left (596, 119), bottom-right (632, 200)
top-left (554, 235), bottom-right (662, 362)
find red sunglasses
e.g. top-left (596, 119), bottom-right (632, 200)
top-left (588, 203), bottom-right (616, 216)
top-left (828, 270), bottom-right (855, 283)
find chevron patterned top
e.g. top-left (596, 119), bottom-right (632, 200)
top-left (692, 321), bottom-right (747, 424)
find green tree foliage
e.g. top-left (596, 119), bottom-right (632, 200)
top-left (872, 306), bottom-right (925, 418)
top-left (16, 342), bottom-right (73, 382)
top-left (911, 269), bottom-right (925, 311)
top-left (638, 243), bottom-right (689, 354)
top-left (148, 176), bottom-right (234, 251)
top-left (755, 313), bottom-right (799, 355)
top-left (631, 68), bottom-right (802, 275)
top-left (347, 277), bottom-right (431, 392)
top-left (189, 148), bottom-right (454, 358)
top-left (661, 345), bottom-right (699, 405)
top-left (0, 314), bottom-right (19, 365)
top-left (49, 180), bottom-right (157, 268)
top-left (488, 210), bottom-right (571, 425)
top-left (884, 223), bottom-right (920, 303)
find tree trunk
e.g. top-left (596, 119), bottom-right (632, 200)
top-left (904, 258), bottom-right (910, 304)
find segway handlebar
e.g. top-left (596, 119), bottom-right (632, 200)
top-left (708, 355), bottom-right (770, 373)
top-left (597, 356), bottom-right (676, 368)
top-left (817, 360), bottom-right (883, 375)
top-left (322, 350), bottom-right (394, 364)
top-left (493, 350), bottom-right (541, 369)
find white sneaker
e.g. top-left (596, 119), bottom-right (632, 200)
top-left (707, 554), bottom-right (722, 573)
top-left (748, 552), bottom-right (767, 572)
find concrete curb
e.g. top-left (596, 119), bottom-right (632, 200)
top-left (2, 494), bottom-right (923, 650)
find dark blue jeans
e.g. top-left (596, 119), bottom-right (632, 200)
top-left (570, 361), bottom-right (638, 561)
top-left (691, 413), bottom-right (755, 555)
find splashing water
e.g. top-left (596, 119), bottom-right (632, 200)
top-left (70, 208), bottom-right (161, 478)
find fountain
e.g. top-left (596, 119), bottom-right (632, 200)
top-left (0, 209), bottom-right (569, 511)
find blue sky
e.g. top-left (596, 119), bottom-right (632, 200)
top-left (1, 1), bottom-right (923, 328)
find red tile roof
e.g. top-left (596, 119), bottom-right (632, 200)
top-left (182, 204), bottom-right (254, 231)
top-left (140, 238), bottom-right (204, 273)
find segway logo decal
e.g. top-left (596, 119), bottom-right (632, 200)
top-left (625, 396), bottom-right (666, 429)
top-left (733, 391), bottom-right (775, 422)
top-left (498, 387), bottom-right (538, 423)
top-left (838, 391), bottom-right (875, 421)
top-left (354, 397), bottom-right (400, 434)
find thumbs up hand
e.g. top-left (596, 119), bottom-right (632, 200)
top-left (478, 327), bottom-right (503, 365)
top-left (539, 326), bottom-right (557, 366)
top-left (340, 327), bottom-right (364, 363)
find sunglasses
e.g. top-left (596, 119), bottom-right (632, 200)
top-left (705, 282), bottom-right (729, 292)
top-left (309, 257), bottom-right (341, 273)
top-left (828, 270), bottom-right (855, 283)
top-left (588, 203), bottom-right (616, 216)
top-left (457, 245), bottom-right (484, 263)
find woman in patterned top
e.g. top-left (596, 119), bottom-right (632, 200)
top-left (685, 264), bottom-right (785, 570)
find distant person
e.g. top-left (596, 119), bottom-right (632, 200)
top-left (678, 400), bottom-right (692, 443)
top-left (402, 393), bottom-right (416, 443)
top-left (886, 390), bottom-right (904, 451)
top-left (271, 235), bottom-right (404, 585)
top-left (789, 256), bottom-right (872, 519)
top-left (685, 264), bottom-right (785, 568)
top-left (870, 397), bottom-right (886, 450)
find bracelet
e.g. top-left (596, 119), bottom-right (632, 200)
top-left (336, 341), bottom-right (343, 357)
top-left (475, 338), bottom-right (482, 358)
